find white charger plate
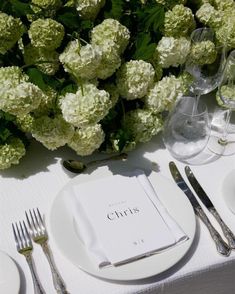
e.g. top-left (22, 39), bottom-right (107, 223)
top-left (222, 169), bottom-right (235, 214)
top-left (0, 250), bottom-right (20, 294)
top-left (49, 162), bottom-right (196, 281)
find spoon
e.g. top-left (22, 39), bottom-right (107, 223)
top-left (62, 153), bottom-right (128, 174)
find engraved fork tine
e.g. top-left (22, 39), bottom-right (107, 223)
top-left (12, 221), bottom-right (45, 294)
top-left (26, 208), bottom-right (68, 294)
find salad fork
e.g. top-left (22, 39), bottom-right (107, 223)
top-left (25, 208), bottom-right (68, 294)
top-left (12, 221), bottom-right (45, 294)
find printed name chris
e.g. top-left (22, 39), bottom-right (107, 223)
top-left (107, 207), bottom-right (140, 220)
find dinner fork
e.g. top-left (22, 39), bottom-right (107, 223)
top-left (12, 221), bottom-right (45, 294)
top-left (25, 208), bottom-right (68, 294)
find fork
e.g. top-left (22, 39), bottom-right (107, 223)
top-left (12, 221), bottom-right (45, 294)
top-left (26, 208), bottom-right (68, 294)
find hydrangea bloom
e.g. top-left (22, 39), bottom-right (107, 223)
top-left (163, 4), bottom-right (196, 37)
top-left (31, 115), bottom-right (74, 150)
top-left (155, 0), bottom-right (186, 8)
top-left (30, 0), bottom-right (62, 18)
top-left (122, 109), bottom-right (163, 143)
top-left (95, 41), bottom-right (121, 79)
top-left (216, 17), bottom-right (235, 49)
top-left (75, 0), bottom-right (105, 19)
top-left (68, 124), bottom-right (105, 156)
top-left (91, 19), bottom-right (130, 54)
top-left (60, 83), bottom-right (112, 127)
top-left (189, 40), bottom-right (217, 65)
top-left (28, 18), bottom-right (64, 50)
top-left (0, 66), bottom-right (29, 92)
top-left (0, 138), bottom-right (26, 170)
top-left (33, 87), bottom-right (58, 117)
top-left (212, 0), bottom-right (234, 11)
top-left (24, 44), bottom-right (59, 75)
top-left (216, 85), bottom-right (235, 107)
top-left (144, 75), bottom-right (186, 113)
top-left (15, 114), bottom-right (35, 133)
top-left (196, 3), bottom-right (223, 29)
top-left (0, 82), bottom-right (44, 117)
top-left (156, 36), bottom-right (190, 68)
top-left (116, 60), bottom-right (155, 100)
top-left (59, 40), bottom-right (102, 80)
top-left (0, 12), bottom-right (24, 55)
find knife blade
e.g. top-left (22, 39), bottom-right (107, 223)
top-left (169, 161), bottom-right (231, 256)
top-left (185, 165), bottom-right (235, 249)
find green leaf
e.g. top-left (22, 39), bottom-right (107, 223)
top-left (26, 68), bottom-right (48, 91)
top-left (60, 84), bottom-right (78, 95)
top-left (136, 4), bottom-right (165, 33)
top-left (132, 33), bottom-right (156, 61)
top-left (104, 0), bottom-right (125, 20)
top-left (10, 0), bottom-right (34, 16)
top-left (57, 7), bottom-right (80, 29)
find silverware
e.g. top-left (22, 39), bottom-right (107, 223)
top-left (62, 153), bottom-right (128, 174)
top-left (26, 208), bottom-right (68, 294)
top-left (185, 165), bottom-right (235, 249)
top-left (12, 221), bottom-right (45, 294)
top-left (169, 161), bottom-right (231, 256)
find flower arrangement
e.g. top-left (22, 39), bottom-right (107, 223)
top-left (0, 0), bottom-right (234, 170)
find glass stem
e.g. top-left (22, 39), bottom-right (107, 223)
top-left (218, 109), bottom-right (232, 146)
top-left (192, 94), bottom-right (201, 115)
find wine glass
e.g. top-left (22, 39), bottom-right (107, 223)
top-left (163, 96), bottom-right (211, 161)
top-left (208, 50), bottom-right (235, 156)
top-left (185, 27), bottom-right (226, 113)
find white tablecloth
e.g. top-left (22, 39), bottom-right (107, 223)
top-left (1, 134), bottom-right (235, 294)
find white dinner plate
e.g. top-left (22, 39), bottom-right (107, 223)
top-left (49, 162), bottom-right (196, 281)
top-left (222, 169), bottom-right (235, 214)
top-left (0, 250), bottom-right (20, 294)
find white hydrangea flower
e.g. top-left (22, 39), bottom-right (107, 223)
top-left (155, 0), bottom-right (186, 8)
top-left (0, 82), bottom-right (44, 117)
top-left (15, 114), bottom-right (35, 133)
top-left (144, 75), bottom-right (186, 113)
top-left (189, 40), bottom-right (217, 65)
top-left (163, 4), bottom-right (196, 37)
top-left (196, 3), bottom-right (223, 29)
top-left (28, 18), bottom-right (64, 50)
top-left (122, 109), bottom-right (163, 143)
top-left (33, 87), bottom-right (58, 117)
top-left (24, 44), bottom-right (59, 76)
top-left (91, 19), bottom-right (130, 54)
top-left (68, 124), bottom-right (105, 156)
top-left (0, 12), bottom-right (24, 55)
top-left (216, 17), bottom-right (235, 49)
top-left (60, 83), bottom-right (112, 127)
top-left (75, 0), bottom-right (105, 19)
top-left (116, 60), bottom-right (155, 100)
top-left (0, 66), bottom-right (29, 94)
top-left (156, 37), bottom-right (190, 68)
top-left (30, 0), bottom-right (62, 18)
top-left (59, 40), bottom-right (102, 80)
top-left (95, 41), bottom-right (121, 79)
top-left (212, 0), bottom-right (234, 11)
top-left (0, 138), bottom-right (26, 170)
top-left (31, 115), bottom-right (74, 150)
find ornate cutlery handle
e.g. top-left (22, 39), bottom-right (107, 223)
top-left (195, 206), bottom-right (231, 256)
top-left (210, 208), bottom-right (235, 249)
top-left (42, 242), bottom-right (69, 294)
top-left (26, 254), bottom-right (46, 294)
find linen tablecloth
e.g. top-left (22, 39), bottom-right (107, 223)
top-left (0, 134), bottom-right (235, 294)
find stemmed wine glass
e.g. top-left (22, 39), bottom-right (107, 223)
top-left (185, 27), bottom-right (226, 113)
top-left (208, 50), bottom-right (235, 156)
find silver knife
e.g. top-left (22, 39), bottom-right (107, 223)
top-left (169, 161), bottom-right (231, 256)
top-left (185, 165), bottom-right (235, 249)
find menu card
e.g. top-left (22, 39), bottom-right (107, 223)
top-left (68, 170), bottom-right (187, 267)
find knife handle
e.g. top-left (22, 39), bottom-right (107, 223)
top-left (210, 208), bottom-right (235, 249)
top-left (195, 206), bottom-right (231, 256)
